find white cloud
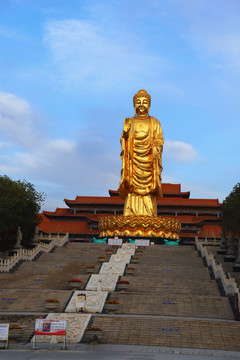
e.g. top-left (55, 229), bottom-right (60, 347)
top-left (0, 92), bottom-right (41, 148)
top-left (0, 25), bottom-right (28, 41)
top-left (48, 139), bottom-right (76, 152)
top-left (0, 141), bottom-right (11, 149)
top-left (176, 0), bottom-right (240, 70)
top-left (0, 91), bottom-right (120, 209)
top-left (43, 19), bottom-right (167, 91)
top-left (164, 140), bottom-right (197, 163)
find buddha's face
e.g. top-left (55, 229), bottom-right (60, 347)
top-left (134, 96), bottom-right (150, 116)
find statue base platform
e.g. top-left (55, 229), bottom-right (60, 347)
top-left (99, 215), bottom-right (181, 239)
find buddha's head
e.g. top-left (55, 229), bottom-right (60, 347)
top-left (133, 89), bottom-right (151, 116)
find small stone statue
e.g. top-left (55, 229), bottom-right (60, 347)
top-left (31, 226), bottom-right (39, 245)
top-left (14, 226), bottom-right (23, 249)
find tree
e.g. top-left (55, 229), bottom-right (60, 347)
top-left (222, 182), bottom-right (240, 237)
top-left (0, 175), bottom-right (45, 251)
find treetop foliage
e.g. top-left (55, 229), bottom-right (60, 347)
top-left (222, 182), bottom-right (240, 237)
top-left (0, 175), bottom-right (45, 251)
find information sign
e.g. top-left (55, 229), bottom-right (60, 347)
top-left (108, 238), bottom-right (123, 246)
top-left (75, 293), bottom-right (86, 312)
top-left (0, 324), bottom-right (9, 349)
top-left (34, 319), bottom-right (66, 336)
top-left (135, 239), bottom-right (150, 247)
top-left (33, 319), bottom-right (67, 350)
top-left (0, 324), bottom-right (9, 340)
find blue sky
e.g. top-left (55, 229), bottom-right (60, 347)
top-left (0, 0), bottom-right (240, 211)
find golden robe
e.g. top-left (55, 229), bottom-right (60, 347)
top-left (118, 115), bottom-right (164, 216)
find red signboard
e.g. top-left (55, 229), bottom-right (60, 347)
top-left (34, 319), bottom-right (66, 336)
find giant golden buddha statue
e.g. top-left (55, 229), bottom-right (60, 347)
top-left (99, 90), bottom-right (181, 239)
top-left (118, 89), bottom-right (163, 216)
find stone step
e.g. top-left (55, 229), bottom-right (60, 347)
top-left (107, 293), bottom-right (234, 320)
top-left (119, 277), bottom-right (220, 296)
top-left (88, 315), bottom-right (240, 351)
top-left (0, 272), bottom-right (91, 290)
top-left (0, 290), bottom-right (72, 312)
top-left (129, 265), bottom-right (211, 280)
top-left (141, 245), bottom-right (198, 258)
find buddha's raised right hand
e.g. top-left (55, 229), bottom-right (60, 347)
top-left (123, 118), bottom-right (131, 135)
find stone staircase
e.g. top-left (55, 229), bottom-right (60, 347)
top-left (87, 245), bottom-right (240, 351)
top-left (0, 242), bottom-right (109, 344)
top-left (0, 241), bottom-right (240, 351)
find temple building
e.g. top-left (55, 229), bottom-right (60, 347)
top-left (39, 183), bottom-right (222, 244)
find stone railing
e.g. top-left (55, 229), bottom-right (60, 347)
top-left (195, 237), bottom-right (240, 310)
top-left (38, 233), bottom-right (66, 241)
top-left (0, 233), bottom-right (69, 273)
top-left (198, 237), bottom-right (221, 246)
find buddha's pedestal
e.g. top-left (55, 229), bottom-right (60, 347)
top-left (99, 215), bottom-right (181, 239)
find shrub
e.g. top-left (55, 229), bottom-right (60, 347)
top-left (105, 299), bottom-right (120, 304)
top-left (85, 326), bottom-right (103, 331)
top-left (9, 325), bottom-right (23, 329)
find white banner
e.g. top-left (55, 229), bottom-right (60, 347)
top-left (135, 239), bottom-right (150, 247)
top-left (0, 324), bottom-right (9, 340)
top-left (35, 319), bottom-right (66, 336)
top-left (108, 238), bottom-right (123, 246)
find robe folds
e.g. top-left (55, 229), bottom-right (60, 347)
top-left (118, 115), bottom-right (164, 216)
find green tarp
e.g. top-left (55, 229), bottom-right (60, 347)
top-left (93, 237), bottom-right (107, 243)
top-left (164, 239), bottom-right (180, 245)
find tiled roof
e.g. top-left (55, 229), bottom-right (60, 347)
top-left (64, 196), bottom-right (124, 205)
top-left (64, 196), bottom-right (220, 207)
top-left (38, 216), bottom-right (97, 234)
top-left (44, 208), bottom-right (70, 216)
top-left (166, 215), bottom-right (219, 224)
top-left (158, 198), bottom-right (220, 207)
top-left (43, 210), bottom-right (107, 221)
top-left (109, 183), bottom-right (190, 197)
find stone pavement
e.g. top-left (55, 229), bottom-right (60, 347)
top-left (1, 345), bottom-right (240, 360)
